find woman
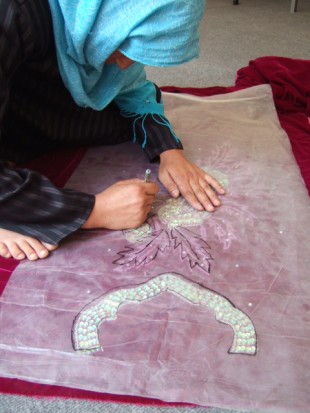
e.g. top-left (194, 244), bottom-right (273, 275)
top-left (0, 0), bottom-right (224, 261)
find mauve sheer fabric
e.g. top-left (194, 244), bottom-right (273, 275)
top-left (0, 86), bottom-right (309, 412)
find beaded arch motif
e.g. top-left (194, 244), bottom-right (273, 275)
top-left (72, 273), bottom-right (257, 356)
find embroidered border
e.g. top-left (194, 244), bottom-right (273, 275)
top-left (72, 273), bottom-right (257, 356)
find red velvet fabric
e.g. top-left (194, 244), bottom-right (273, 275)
top-left (0, 378), bottom-right (191, 407)
top-left (1, 56), bottom-right (309, 403)
top-left (235, 57), bottom-right (310, 195)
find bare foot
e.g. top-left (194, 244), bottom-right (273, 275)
top-left (0, 229), bottom-right (58, 261)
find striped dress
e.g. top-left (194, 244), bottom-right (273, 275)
top-left (0, 0), bottom-right (183, 245)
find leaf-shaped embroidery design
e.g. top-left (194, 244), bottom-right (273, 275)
top-left (171, 227), bottom-right (213, 273)
top-left (113, 229), bottom-right (171, 266)
top-left (223, 203), bottom-right (255, 224)
top-left (200, 216), bottom-right (237, 250)
top-left (123, 223), bottom-right (152, 243)
top-left (198, 201), bottom-right (256, 250)
top-left (204, 143), bottom-right (239, 169)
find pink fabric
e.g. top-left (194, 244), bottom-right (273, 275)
top-left (1, 85), bottom-right (309, 412)
top-left (1, 57), bottom-right (310, 407)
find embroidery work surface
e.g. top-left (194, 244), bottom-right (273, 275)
top-left (0, 85), bottom-right (310, 412)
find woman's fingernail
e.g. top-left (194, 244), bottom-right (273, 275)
top-left (171, 189), bottom-right (179, 198)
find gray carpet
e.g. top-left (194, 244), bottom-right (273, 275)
top-left (1, 1), bottom-right (309, 412)
top-left (0, 395), bottom-right (250, 413)
top-left (146, 0), bottom-right (310, 87)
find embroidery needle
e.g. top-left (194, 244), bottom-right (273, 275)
top-left (144, 169), bottom-right (151, 183)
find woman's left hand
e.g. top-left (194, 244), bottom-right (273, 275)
top-left (158, 149), bottom-right (225, 211)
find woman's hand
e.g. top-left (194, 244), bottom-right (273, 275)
top-left (158, 149), bottom-right (225, 211)
top-left (82, 179), bottom-right (159, 230)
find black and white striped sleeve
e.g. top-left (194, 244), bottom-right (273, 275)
top-left (132, 85), bottom-right (183, 161)
top-left (0, 0), bottom-right (95, 245)
top-left (0, 163), bottom-right (95, 245)
top-left (133, 113), bottom-right (183, 161)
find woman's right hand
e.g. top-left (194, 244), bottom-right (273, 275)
top-left (82, 179), bottom-right (159, 230)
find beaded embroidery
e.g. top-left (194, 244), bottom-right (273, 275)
top-left (72, 273), bottom-right (257, 355)
top-left (74, 155), bottom-right (257, 356)
top-left (158, 198), bottom-right (211, 228)
top-left (118, 162), bottom-right (255, 272)
top-left (123, 223), bottom-right (152, 243)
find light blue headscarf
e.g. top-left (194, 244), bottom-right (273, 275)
top-left (48, 0), bottom-right (205, 109)
top-left (48, 0), bottom-right (205, 145)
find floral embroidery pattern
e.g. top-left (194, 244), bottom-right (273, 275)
top-left (114, 145), bottom-right (255, 274)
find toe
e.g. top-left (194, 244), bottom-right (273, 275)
top-left (15, 240), bottom-right (40, 261)
top-left (0, 242), bottom-right (12, 259)
top-left (42, 242), bottom-right (58, 252)
top-left (6, 242), bottom-right (26, 260)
